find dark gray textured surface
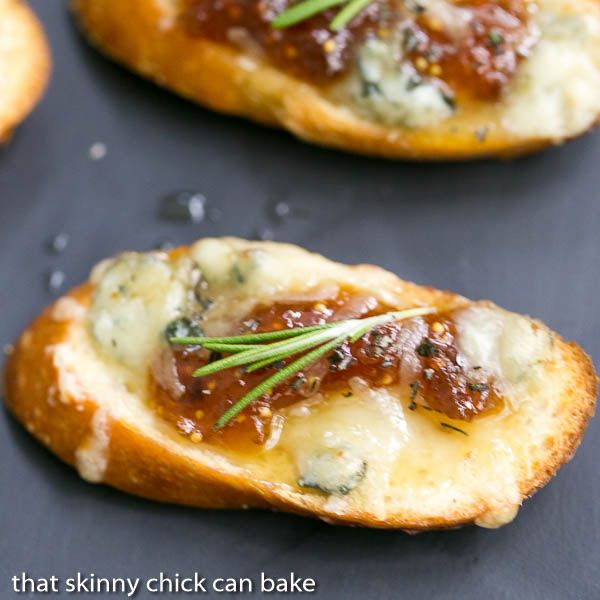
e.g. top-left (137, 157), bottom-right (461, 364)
top-left (1, 2), bottom-right (598, 599)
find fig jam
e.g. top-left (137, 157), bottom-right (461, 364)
top-left (406, 0), bottom-right (532, 99)
top-left (181, 0), bottom-right (532, 99)
top-left (181, 0), bottom-right (384, 82)
top-left (151, 292), bottom-right (499, 450)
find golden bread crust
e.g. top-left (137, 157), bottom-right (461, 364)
top-left (0, 0), bottom-right (51, 141)
top-left (71, 0), bottom-right (600, 160)
top-left (4, 255), bottom-right (597, 529)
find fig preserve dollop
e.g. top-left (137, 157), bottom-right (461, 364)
top-left (181, 0), bottom-right (533, 99)
top-left (151, 290), bottom-right (500, 450)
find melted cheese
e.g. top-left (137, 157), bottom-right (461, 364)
top-left (422, 0), bottom-right (473, 38)
top-left (503, 10), bottom-right (600, 138)
top-left (355, 39), bottom-right (454, 128)
top-left (190, 238), bottom-right (337, 301)
top-left (502, 1), bottom-right (600, 137)
top-left (343, 0), bottom-right (600, 139)
top-left (279, 381), bottom-right (409, 517)
top-left (75, 408), bottom-right (111, 482)
top-left (454, 305), bottom-right (553, 394)
top-left (89, 253), bottom-right (188, 371)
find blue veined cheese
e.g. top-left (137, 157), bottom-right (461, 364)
top-left (503, 9), bottom-right (600, 138)
top-left (190, 238), bottom-right (337, 302)
top-left (278, 383), bottom-right (409, 513)
top-left (355, 39), bottom-right (455, 128)
top-left (454, 305), bottom-right (553, 394)
top-left (298, 447), bottom-right (367, 496)
top-left (89, 253), bottom-right (188, 371)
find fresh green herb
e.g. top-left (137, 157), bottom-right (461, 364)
top-left (272, 0), bottom-right (377, 32)
top-left (212, 333), bottom-right (348, 429)
top-left (170, 306), bottom-right (435, 429)
top-left (330, 0), bottom-right (374, 31)
top-left (201, 342), bottom-right (263, 353)
top-left (245, 352), bottom-right (289, 372)
top-left (488, 31), bottom-right (504, 47)
top-left (440, 422), bottom-right (469, 436)
top-left (170, 322), bottom-right (331, 346)
top-left (342, 391), bottom-right (353, 397)
top-left (272, 0), bottom-right (346, 28)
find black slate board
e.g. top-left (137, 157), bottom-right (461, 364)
top-left (1, 2), bottom-right (599, 599)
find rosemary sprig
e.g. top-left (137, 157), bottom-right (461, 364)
top-left (200, 342), bottom-right (263, 353)
top-left (330, 0), bottom-right (374, 30)
top-left (170, 323), bottom-right (332, 345)
top-left (272, 0), bottom-right (377, 31)
top-left (170, 306), bottom-right (435, 429)
top-left (272, 0), bottom-right (346, 28)
top-left (213, 333), bottom-right (349, 430)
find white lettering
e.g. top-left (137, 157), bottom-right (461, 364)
top-left (261, 572), bottom-right (317, 593)
top-left (11, 573), bottom-right (59, 593)
top-left (144, 572), bottom-right (206, 593)
top-left (212, 577), bottom-right (253, 593)
top-left (127, 577), bottom-right (141, 597)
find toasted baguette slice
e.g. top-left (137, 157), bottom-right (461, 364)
top-left (0, 0), bottom-right (50, 142)
top-left (3, 238), bottom-right (597, 529)
top-left (71, 0), bottom-right (600, 160)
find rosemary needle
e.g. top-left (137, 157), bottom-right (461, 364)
top-left (272, 0), bottom-right (347, 28)
top-left (272, 0), bottom-right (377, 31)
top-left (330, 0), bottom-right (374, 30)
top-left (244, 349), bottom-right (296, 373)
top-left (192, 324), bottom-right (358, 377)
top-left (170, 322), bottom-right (332, 346)
top-left (199, 342), bottom-right (263, 353)
top-left (213, 333), bottom-right (349, 429)
top-left (170, 306), bottom-right (436, 429)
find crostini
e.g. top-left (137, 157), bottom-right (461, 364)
top-left (0, 0), bottom-right (50, 142)
top-left (72, 0), bottom-right (600, 159)
top-left (4, 238), bottom-right (597, 529)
